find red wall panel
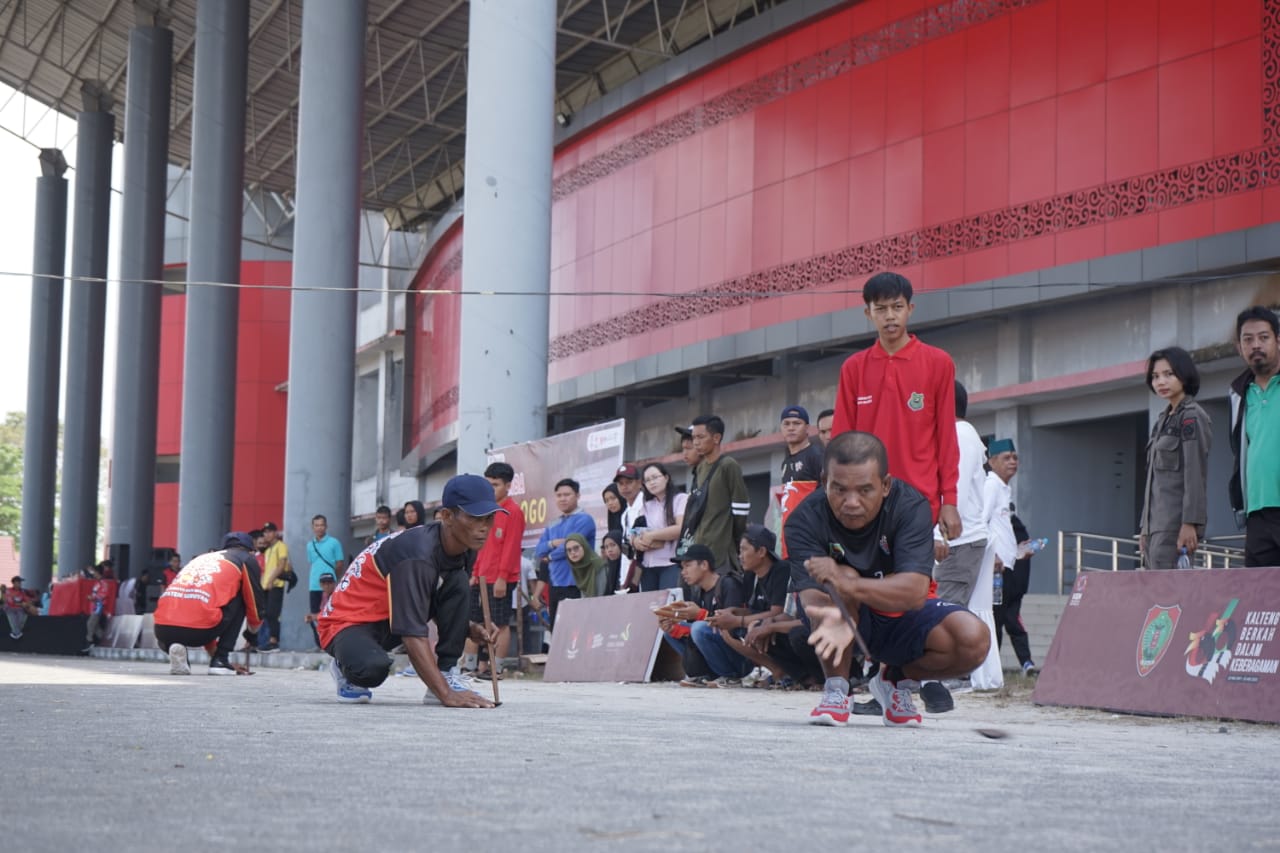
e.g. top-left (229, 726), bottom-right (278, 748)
top-left (150, 260), bottom-right (291, 549)
top-left (403, 0), bottom-right (1274, 388)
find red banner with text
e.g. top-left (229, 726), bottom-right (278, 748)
top-left (1034, 569), bottom-right (1280, 724)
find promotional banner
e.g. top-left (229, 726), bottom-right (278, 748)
top-left (1033, 568), bottom-right (1280, 724)
top-left (488, 419), bottom-right (625, 549)
top-left (544, 591), bottom-right (675, 683)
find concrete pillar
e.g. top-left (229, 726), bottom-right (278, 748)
top-left (108, 16), bottom-right (173, 579)
top-left (177, 0), bottom-right (249, 558)
top-left (19, 149), bottom-right (68, 590)
top-left (456, 0), bottom-right (556, 471)
top-left (59, 85), bottom-right (115, 583)
top-left (279, 0), bottom-right (365, 648)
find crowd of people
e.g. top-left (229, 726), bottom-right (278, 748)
top-left (72, 269), bottom-right (1275, 725)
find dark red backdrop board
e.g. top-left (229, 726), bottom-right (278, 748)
top-left (544, 590), bottom-right (675, 683)
top-left (1033, 569), bottom-right (1280, 724)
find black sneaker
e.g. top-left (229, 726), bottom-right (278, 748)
top-left (920, 681), bottom-right (955, 713)
top-left (851, 698), bottom-right (882, 716)
top-left (208, 656), bottom-right (237, 676)
top-left (261, 642), bottom-right (280, 652)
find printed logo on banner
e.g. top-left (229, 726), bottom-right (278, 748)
top-left (1069, 574), bottom-right (1088, 607)
top-left (1185, 598), bottom-right (1239, 685)
top-left (1136, 604), bottom-right (1181, 677)
top-left (587, 425), bottom-right (624, 451)
top-left (566, 630), bottom-right (581, 661)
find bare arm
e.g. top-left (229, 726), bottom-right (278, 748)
top-left (404, 634), bottom-right (493, 708)
top-left (805, 556), bottom-right (930, 613)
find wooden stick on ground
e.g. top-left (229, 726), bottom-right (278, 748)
top-left (477, 586), bottom-right (501, 706)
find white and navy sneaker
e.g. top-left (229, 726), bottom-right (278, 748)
top-left (208, 655), bottom-right (237, 676)
top-left (329, 659), bottom-right (372, 703)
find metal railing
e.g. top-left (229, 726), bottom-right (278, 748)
top-left (1056, 531), bottom-right (1246, 593)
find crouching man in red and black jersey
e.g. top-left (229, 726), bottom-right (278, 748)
top-left (154, 532), bottom-right (265, 676)
top-left (317, 474), bottom-right (503, 708)
top-left (786, 432), bottom-right (989, 727)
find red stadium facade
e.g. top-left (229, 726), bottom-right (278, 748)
top-left (404, 0), bottom-right (1280, 588)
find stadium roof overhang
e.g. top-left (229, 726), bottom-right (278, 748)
top-left (0, 0), bottom-right (792, 234)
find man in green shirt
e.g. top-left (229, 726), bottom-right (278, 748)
top-left (1230, 306), bottom-right (1280, 566)
top-left (683, 414), bottom-right (750, 575)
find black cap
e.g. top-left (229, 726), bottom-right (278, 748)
top-left (318, 572), bottom-right (336, 583)
top-left (677, 544), bottom-right (716, 565)
top-left (261, 521), bottom-right (278, 532)
top-left (674, 425), bottom-right (692, 439)
top-left (742, 523), bottom-right (778, 558)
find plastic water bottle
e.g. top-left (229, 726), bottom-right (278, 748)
top-left (992, 566), bottom-right (1004, 606)
top-left (1176, 547), bottom-right (1191, 571)
top-left (1016, 538), bottom-right (1049, 559)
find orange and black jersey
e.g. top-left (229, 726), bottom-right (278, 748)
top-left (317, 522), bottom-right (472, 649)
top-left (154, 548), bottom-right (264, 631)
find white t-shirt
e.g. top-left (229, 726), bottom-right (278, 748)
top-left (640, 492), bottom-right (689, 567)
top-left (935, 420), bottom-right (988, 546)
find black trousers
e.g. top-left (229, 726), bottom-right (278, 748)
top-left (994, 596), bottom-right (1033, 667)
top-left (154, 595), bottom-right (245, 660)
top-left (328, 568), bottom-right (471, 688)
top-left (265, 587), bottom-right (285, 640)
top-left (548, 585), bottom-right (581, 630)
top-left (767, 625), bottom-right (825, 684)
top-left (1245, 507), bottom-right (1280, 567)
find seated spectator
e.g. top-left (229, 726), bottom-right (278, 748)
top-left (656, 545), bottom-right (746, 686)
top-left (600, 531), bottom-right (625, 595)
top-left (153, 533), bottom-right (265, 676)
top-left (565, 535), bottom-right (610, 598)
top-left (304, 572), bottom-right (337, 649)
top-left (4, 576), bottom-right (38, 640)
top-left (83, 573), bottom-right (114, 652)
top-left (163, 554), bottom-right (181, 587)
top-left (706, 525), bottom-right (804, 687)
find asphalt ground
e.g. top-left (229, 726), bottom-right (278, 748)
top-left (2, 653), bottom-right (1276, 852)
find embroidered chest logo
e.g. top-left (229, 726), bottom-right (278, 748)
top-left (907, 392), bottom-right (925, 411)
top-left (494, 527), bottom-right (504, 539)
top-left (879, 535), bottom-right (891, 556)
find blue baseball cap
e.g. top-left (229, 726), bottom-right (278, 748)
top-left (780, 405), bottom-right (810, 424)
top-left (441, 474), bottom-right (507, 517)
top-left (222, 531), bottom-right (254, 551)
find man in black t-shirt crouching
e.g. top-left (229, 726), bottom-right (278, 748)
top-left (786, 431), bottom-right (989, 727)
top-left (656, 544), bottom-right (746, 686)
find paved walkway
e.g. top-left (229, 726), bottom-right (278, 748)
top-left (2, 653), bottom-right (1275, 852)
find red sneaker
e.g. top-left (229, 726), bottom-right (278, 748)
top-left (808, 687), bottom-right (851, 726)
top-left (868, 671), bottom-right (922, 727)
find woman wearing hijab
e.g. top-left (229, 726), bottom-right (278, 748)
top-left (601, 484), bottom-right (625, 534)
top-left (398, 500), bottom-right (427, 530)
top-left (600, 530), bottom-right (625, 595)
top-left (564, 534), bottom-right (610, 598)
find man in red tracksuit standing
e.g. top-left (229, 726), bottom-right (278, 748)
top-left (815, 271), bottom-right (962, 720)
top-left (463, 462), bottom-right (527, 679)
